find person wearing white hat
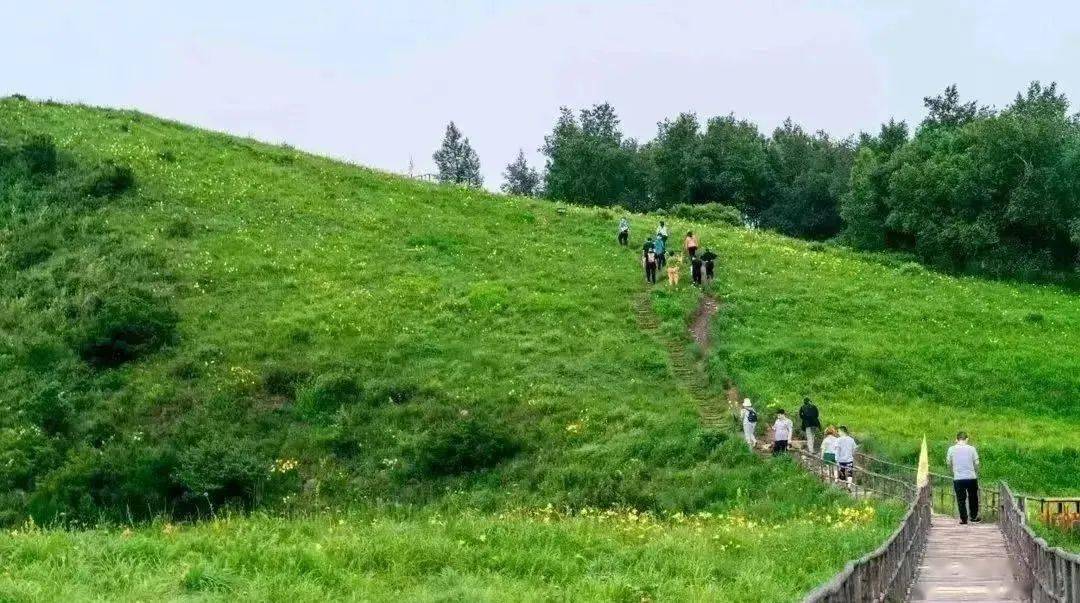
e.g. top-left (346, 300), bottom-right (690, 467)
top-left (740, 398), bottom-right (758, 448)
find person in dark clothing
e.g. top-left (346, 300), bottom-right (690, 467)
top-left (691, 256), bottom-right (703, 285)
top-left (643, 245), bottom-right (658, 284)
top-left (701, 248), bottom-right (717, 281)
top-left (799, 397), bottom-right (821, 454)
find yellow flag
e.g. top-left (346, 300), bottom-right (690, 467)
top-left (916, 436), bottom-right (929, 487)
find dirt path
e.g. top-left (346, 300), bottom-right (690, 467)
top-left (635, 292), bottom-right (736, 429)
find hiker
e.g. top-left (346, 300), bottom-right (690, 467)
top-left (772, 409), bottom-right (793, 455)
top-left (799, 397), bottom-right (821, 454)
top-left (946, 431), bottom-right (981, 524)
top-left (642, 242), bottom-right (658, 284)
top-left (701, 248), bottom-right (718, 281)
top-left (656, 220), bottom-right (669, 242)
top-left (618, 217), bottom-right (630, 246)
top-left (741, 399), bottom-right (758, 448)
top-left (684, 231), bottom-right (699, 258)
top-left (820, 426), bottom-right (840, 480)
top-left (653, 234), bottom-right (667, 268)
top-left (666, 259), bottom-right (680, 286)
top-left (691, 255), bottom-right (703, 285)
top-left (836, 426), bottom-right (857, 484)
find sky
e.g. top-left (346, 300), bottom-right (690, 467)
top-left (5, 1), bottom-right (1080, 189)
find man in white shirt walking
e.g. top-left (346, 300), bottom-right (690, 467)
top-left (946, 431), bottom-right (981, 524)
top-left (836, 426), bottom-right (857, 484)
top-left (772, 409), bottom-right (794, 455)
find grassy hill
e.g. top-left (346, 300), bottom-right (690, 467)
top-left (0, 97), bottom-right (1076, 600)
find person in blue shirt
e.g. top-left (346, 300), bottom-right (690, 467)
top-left (653, 234), bottom-right (666, 268)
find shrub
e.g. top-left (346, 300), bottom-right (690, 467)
top-left (897, 261), bottom-right (925, 276)
top-left (1024, 311), bottom-right (1045, 324)
top-left (669, 202), bottom-right (743, 226)
top-left (165, 217), bottom-right (196, 239)
top-left (174, 436), bottom-right (265, 512)
top-left (261, 363), bottom-right (311, 399)
top-left (295, 372), bottom-right (362, 418)
top-left (75, 288), bottom-right (179, 368)
top-left (20, 135), bottom-right (57, 175)
top-left (84, 161), bottom-right (135, 197)
top-left (9, 232), bottom-right (55, 269)
top-left (157, 149), bottom-right (177, 163)
top-left (413, 417), bottom-right (521, 477)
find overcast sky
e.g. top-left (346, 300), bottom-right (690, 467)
top-left (5, 1), bottom-right (1080, 188)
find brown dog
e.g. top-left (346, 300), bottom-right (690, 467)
top-left (666, 264), bottom-right (680, 286)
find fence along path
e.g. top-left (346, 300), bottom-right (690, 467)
top-left (636, 292), bottom-right (1074, 601)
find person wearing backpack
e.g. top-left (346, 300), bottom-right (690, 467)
top-left (741, 399), bottom-right (758, 448)
top-left (642, 240), bottom-right (658, 284)
top-left (653, 233), bottom-right (667, 268)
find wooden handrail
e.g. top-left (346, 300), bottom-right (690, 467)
top-left (999, 482), bottom-right (1080, 602)
top-left (803, 483), bottom-right (932, 602)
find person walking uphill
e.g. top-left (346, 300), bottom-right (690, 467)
top-left (799, 397), bottom-right (821, 453)
top-left (701, 248), bottom-right (717, 282)
top-left (656, 220), bottom-right (669, 242)
top-left (836, 426), bottom-right (857, 484)
top-left (653, 234), bottom-right (667, 268)
top-left (772, 409), bottom-right (794, 455)
top-left (642, 241), bottom-right (658, 284)
top-left (684, 231), bottom-right (699, 258)
top-left (947, 432), bottom-right (981, 524)
top-left (617, 217), bottom-right (630, 246)
top-left (741, 399), bottom-right (758, 448)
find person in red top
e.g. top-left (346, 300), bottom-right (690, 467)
top-left (684, 231), bottom-right (700, 258)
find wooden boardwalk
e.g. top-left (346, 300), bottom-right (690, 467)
top-left (909, 514), bottom-right (1026, 602)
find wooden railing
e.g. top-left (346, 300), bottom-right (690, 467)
top-left (999, 483), bottom-right (1080, 602)
top-left (802, 482), bottom-right (932, 602)
top-left (855, 451), bottom-right (999, 519)
top-left (793, 449), bottom-right (916, 504)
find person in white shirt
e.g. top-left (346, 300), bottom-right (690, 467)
top-left (819, 425), bottom-right (840, 480)
top-left (946, 431), bottom-right (981, 524)
top-left (772, 409), bottom-right (794, 455)
top-left (740, 399), bottom-right (758, 448)
top-left (656, 220), bottom-right (669, 242)
top-left (835, 425), bottom-right (857, 483)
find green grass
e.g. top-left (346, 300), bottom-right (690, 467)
top-left (0, 98), bottom-right (908, 599)
top-left (0, 503), bottom-right (901, 602)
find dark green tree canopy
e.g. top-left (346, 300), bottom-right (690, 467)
top-left (433, 121), bottom-right (482, 188)
top-left (501, 149), bottom-right (540, 196)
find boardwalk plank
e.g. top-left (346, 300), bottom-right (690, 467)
top-left (908, 514), bottom-right (1026, 602)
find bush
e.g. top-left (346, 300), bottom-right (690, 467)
top-left (295, 372), bottom-right (362, 418)
top-left (1024, 311), bottom-right (1045, 324)
top-left (75, 288), bottom-right (179, 368)
top-left (413, 417), bottom-right (521, 477)
top-left (20, 135), bottom-right (58, 175)
top-left (261, 363), bottom-right (310, 399)
top-left (897, 261), bottom-right (925, 276)
top-left (165, 217), bottom-right (196, 239)
top-left (84, 161), bottom-right (135, 197)
top-left (669, 202), bottom-right (743, 226)
top-left (174, 436), bottom-right (265, 512)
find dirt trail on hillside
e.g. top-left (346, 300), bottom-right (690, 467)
top-left (688, 295), bottom-right (741, 408)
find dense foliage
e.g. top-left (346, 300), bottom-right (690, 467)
top-left (539, 105), bottom-right (855, 240)
top-left (500, 149), bottom-right (540, 196)
top-left (535, 83), bottom-right (1079, 281)
top-left (842, 83), bottom-right (1080, 280)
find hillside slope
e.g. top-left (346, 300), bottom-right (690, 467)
top-left (1, 98), bottom-right (1076, 601)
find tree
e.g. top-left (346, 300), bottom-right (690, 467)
top-left (696, 115), bottom-right (770, 214)
top-left (433, 122), bottom-right (482, 187)
top-left (647, 113), bottom-right (702, 205)
top-left (921, 84), bottom-right (989, 130)
top-left (501, 149), bottom-right (540, 196)
top-left (540, 104), bottom-right (647, 209)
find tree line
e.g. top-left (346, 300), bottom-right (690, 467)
top-left (433, 81), bottom-right (1079, 280)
